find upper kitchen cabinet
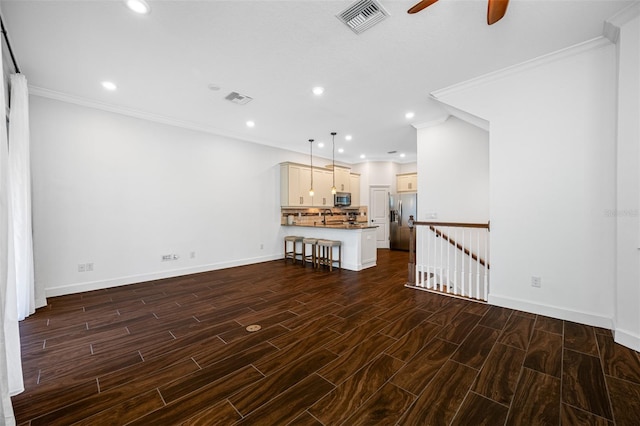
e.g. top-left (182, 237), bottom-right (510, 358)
top-left (350, 173), bottom-right (361, 206)
top-left (281, 162), bottom-right (313, 207)
top-left (334, 166), bottom-right (351, 193)
top-left (397, 173), bottom-right (417, 193)
top-left (313, 168), bottom-right (333, 207)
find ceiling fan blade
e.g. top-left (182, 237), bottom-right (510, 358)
top-left (487, 0), bottom-right (509, 25)
top-left (408, 0), bottom-right (439, 14)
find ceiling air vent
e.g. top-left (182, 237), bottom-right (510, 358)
top-left (336, 0), bottom-right (390, 34)
top-left (225, 91), bottom-right (253, 105)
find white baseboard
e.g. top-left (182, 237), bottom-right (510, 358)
top-left (488, 294), bottom-right (614, 330)
top-left (614, 327), bottom-right (640, 352)
top-left (45, 254), bottom-right (282, 297)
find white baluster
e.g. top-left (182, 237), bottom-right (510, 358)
top-left (453, 227), bottom-right (458, 295)
top-left (484, 228), bottom-right (489, 300)
top-left (469, 229), bottom-right (473, 297)
top-left (476, 229), bottom-right (481, 300)
top-left (446, 227), bottom-right (451, 294)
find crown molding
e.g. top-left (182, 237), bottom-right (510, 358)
top-left (27, 85), bottom-right (268, 146)
top-left (604, 2), bottom-right (640, 43)
top-left (411, 114), bottom-right (450, 129)
top-left (431, 36), bottom-right (612, 102)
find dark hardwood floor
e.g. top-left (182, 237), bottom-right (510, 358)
top-left (13, 250), bottom-right (640, 425)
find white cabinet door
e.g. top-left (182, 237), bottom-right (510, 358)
top-left (350, 174), bottom-right (360, 206)
top-left (397, 173), bottom-right (417, 192)
top-left (281, 163), bottom-right (313, 206)
top-left (335, 167), bottom-right (351, 193)
top-left (313, 168), bottom-right (333, 207)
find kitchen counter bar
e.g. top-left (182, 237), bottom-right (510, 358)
top-left (281, 224), bottom-right (377, 271)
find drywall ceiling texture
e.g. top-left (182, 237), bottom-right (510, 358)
top-left (0, 0), bottom-right (634, 163)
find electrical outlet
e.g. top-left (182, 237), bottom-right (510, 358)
top-left (531, 276), bottom-right (542, 288)
top-left (85, 263), bottom-right (93, 272)
top-left (190, 251), bottom-right (196, 259)
top-left (78, 264), bottom-right (86, 272)
top-left (161, 254), bottom-right (172, 261)
top-left (260, 244), bottom-right (264, 250)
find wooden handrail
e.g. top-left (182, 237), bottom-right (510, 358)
top-left (428, 226), bottom-right (490, 269)
top-left (412, 221), bottom-right (490, 230)
top-left (407, 215), bottom-right (491, 285)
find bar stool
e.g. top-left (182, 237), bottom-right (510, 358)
top-left (317, 239), bottom-right (342, 271)
top-left (284, 236), bottom-right (304, 264)
top-left (302, 237), bottom-right (318, 268)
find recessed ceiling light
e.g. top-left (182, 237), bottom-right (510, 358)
top-left (125, 0), bottom-right (151, 14)
top-left (360, 154), bottom-right (366, 159)
top-left (101, 81), bottom-right (117, 91)
top-left (405, 111), bottom-right (415, 119)
top-left (318, 142), bottom-right (325, 148)
top-left (338, 148), bottom-right (344, 153)
top-left (400, 153), bottom-right (406, 158)
top-left (345, 135), bottom-right (352, 141)
top-left (246, 120), bottom-right (255, 128)
top-left (312, 86), bottom-right (324, 96)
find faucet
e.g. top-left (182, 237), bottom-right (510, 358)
top-left (322, 209), bottom-right (333, 225)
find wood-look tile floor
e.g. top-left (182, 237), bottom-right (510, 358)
top-left (13, 250), bottom-right (640, 425)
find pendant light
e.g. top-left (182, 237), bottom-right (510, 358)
top-left (308, 139), bottom-right (315, 197)
top-left (330, 132), bottom-right (337, 195)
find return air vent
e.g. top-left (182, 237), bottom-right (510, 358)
top-left (336, 0), bottom-right (390, 34)
top-left (225, 91), bottom-right (253, 105)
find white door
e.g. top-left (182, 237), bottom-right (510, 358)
top-left (370, 186), bottom-right (389, 249)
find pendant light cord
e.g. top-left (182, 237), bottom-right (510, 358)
top-left (331, 132), bottom-right (337, 193)
top-left (0, 13), bottom-right (21, 74)
top-left (309, 139), bottom-right (314, 194)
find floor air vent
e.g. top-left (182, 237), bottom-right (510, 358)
top-left (225, 91), bottom-right (253, 105)
top-left (336, 0), bottom-right (390, 34)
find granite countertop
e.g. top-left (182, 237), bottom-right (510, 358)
top-left (282, 222), bottom-right (377, 230)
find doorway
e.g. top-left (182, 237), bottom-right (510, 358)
top-left (369, 185), bottom-right (390, 249)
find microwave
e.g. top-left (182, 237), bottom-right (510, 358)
top-left (334, 192), bottom-right (351, 207)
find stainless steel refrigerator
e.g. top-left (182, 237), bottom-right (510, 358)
top-left (390, 192), bottom-right (417, 251)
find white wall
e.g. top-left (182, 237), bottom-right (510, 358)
top-left (431, 38), bottom-right (618, 329)
top-left (352, 161), bottom-right (399, 207)
top-left (416, 116), bottom-right (489, 222)
top-left (29, 96), bottom-right (311, 296)
top-left (612, 6), bottom-right (640, 350)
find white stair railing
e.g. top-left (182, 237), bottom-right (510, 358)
top-left (407, 218), bottom-right (490, 302)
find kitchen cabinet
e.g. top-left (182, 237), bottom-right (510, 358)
top-left (313, 168), bottom-right (333, 207)
top-left (334, 166), bottom-right (351, 193)
top-left (350, 173), bottom-right (361, 206)
top-left (397, 173), bottom-right (417, 193)
top-left (280, 163), bottom-right (313, 206)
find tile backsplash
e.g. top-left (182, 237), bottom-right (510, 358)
top-left (281, 207), bottom-right (368, 226)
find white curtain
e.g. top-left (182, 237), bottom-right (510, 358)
top-left (8, 74), bottom-right (39, 319)
top-left (0, 54), bottom-right (18, 425)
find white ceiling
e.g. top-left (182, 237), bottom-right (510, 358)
top-left (0, 0), bottom-right (633, 164)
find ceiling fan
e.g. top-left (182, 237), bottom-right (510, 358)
top-left (408, 0), bottom-right (509, 25)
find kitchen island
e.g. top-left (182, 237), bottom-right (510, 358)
top-left (281, 223), bottom-right (377, 271)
